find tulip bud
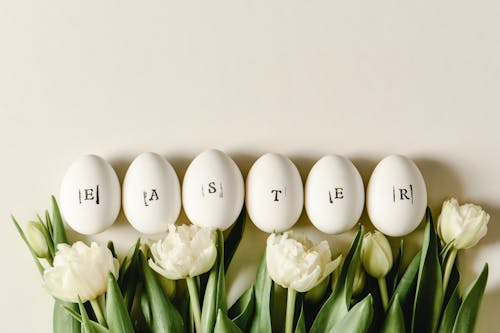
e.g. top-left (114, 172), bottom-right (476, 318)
top-left (361, 231), bottom-right (393, 279)
top-left (437, 198), bottom-right (490, 250)
top-left (25, 221), bottom-right (49, 258)
top-left (352, 263), bottom-right (366, 297)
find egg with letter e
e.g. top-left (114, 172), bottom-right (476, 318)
top-left (305, 155), bottom-right (365, 234)
top-left (246, 153), bottom-right (303, 233)
top-left (122, 152), bottom-right (181, 234)
top-left (182, 149), bottom-right (244, 230)
top-left (60, 155), bottom-right (121, 235)
top-left (366, 155), bottom-right (427, 236)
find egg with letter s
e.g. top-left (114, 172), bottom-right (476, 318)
top-left (305, 155), bottom-right (364, 234)
top-left (246, 153), bottom-right (303, 233)
top-left (366, 155), bottom-right (427, 236)
top-left (122, 152), bottom-right (181, 234)
top-left (60, 154), bottom-right (121, 235)
top-left (182, 149), bottom-right (244, 230)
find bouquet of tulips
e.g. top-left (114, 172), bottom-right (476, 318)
top-left (14, 196), bottom-right (489, 333)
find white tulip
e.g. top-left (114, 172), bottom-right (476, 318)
top-left (437, 198), bottom-right (490, 250)
top-left (25, 221), bottom-right (49, 258)
top-left (361, 231), bottom-right (393, 279)
top-left (149, 224), bottom-right (217, 280)
top-left (266, 232), bottom-right (342, 293)
top-left (43, 241), bottom-right (119, 303)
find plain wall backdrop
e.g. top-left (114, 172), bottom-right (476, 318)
top-left (1, 1), bottom-right (499, 331)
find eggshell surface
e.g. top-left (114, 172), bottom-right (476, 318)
top-left (366, 155), bottom-right (427, 236)
top-left (246, 153), bottom-right (303, 233)
top-left (182, 149), bottom-right (244, 230)
top-left (122, 152), bottom-right (181, 234)
top-left (305, 155), bottom-right (364, 234)
top-left (60, 155), bottom-right (121, 235)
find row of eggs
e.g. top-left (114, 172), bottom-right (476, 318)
top-left (60, 150), bottom-right (427, 237)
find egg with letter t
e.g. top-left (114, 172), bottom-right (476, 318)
top-left (59, 154), bottom-right (121, 235)
top-left (122, 152), bottom-right (181, 234)
top-left (182, 149), bottom-right (244, 230)
top-left (305, 155), bottom-right (364, 234)
top-left (246, 153), bottom-right (303, 233)
top-left (366, 155), bottom-right (427, 236)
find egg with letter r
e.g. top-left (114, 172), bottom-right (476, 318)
top-left (305, 155), bottom-right (364, 234)
top-left (182, 149), bottom-right (244, 230)
top-left (122, 152), bottom-right (181, 234)
top-left (245, 153), bottom-right (303, 233)
top-left (60, 154), bottom-right (121, 235)
top-left (366, 155), bottom-right (427, 236)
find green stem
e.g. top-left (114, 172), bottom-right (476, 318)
top-left (186, 277), bottom-right (201, 333)
top-left (90, 298), bottom-right (107, 327)
top-left (378, 278), bottom-right (389, 311)
top-left (443, 248), bottom-right (458, 295)
top-left (285, 288), bottom-right (297, 333)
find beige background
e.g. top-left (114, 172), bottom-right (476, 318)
top-left (1, 1), bottom-right (499, 332)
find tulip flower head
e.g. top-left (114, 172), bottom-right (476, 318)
top-left (149, 224), bottom-right (217, 280)
top-left (437, 198), bottom-right (490, 250)
top-left (266, 232), bottom-right (342, 293)
top-left (25, 221), bottom-right (49, 259)
top-left (43, 241), bottom-right (119, 303)
top-left (361, 231), bottom-right (393, 279)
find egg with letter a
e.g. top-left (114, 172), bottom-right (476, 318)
top-left (122, 152), bottom-right (181, 234)
top-left (305, 155), bottom-right (365, 234)
top-left (366, 155), bottom-right (427, 237)
top-left (60, 155), bottom-right (121, 235)
top-left (246, 153), bottom-right (303, 233)
top-left (182, 149), bottom-right (244, 230)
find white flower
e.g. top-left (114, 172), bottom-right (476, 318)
top-left (149, 224), bottom-right (217, 280)
top-left (266, 232), bottom-right (342, 292)
top-left (43, 241), bottom-right (119, 303)
top-left (437, 198), bottom-right (490, 250)
top-left (26, 221), bottom-right (49, 258)
top-left (361, 231), bottom-right (393, 279)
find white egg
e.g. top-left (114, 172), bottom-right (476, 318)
top-left (122, 152), bottom-right (181, 234)
top-left (305, 155), bottom-right (365, 234)
top-left (246, 153), bottom-right (303, 233)
top-left (182, 149), bottom-right (244, 230)
top-left (60, 155), bottom-right (121, 235)
top-left (366, 155), bottom-right (427, 236)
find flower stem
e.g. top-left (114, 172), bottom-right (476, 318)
top-left (186, 277), bottom-right (201, 333)
top-left (443, 248), bottom-right (458, 294)
top-left (90, 298), bottom-right (107, 327)
top-left (378, 278), bottom-right (389, 311)
top-left (285, 288), bottom-right (297, 333)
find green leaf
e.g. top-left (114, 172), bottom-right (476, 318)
top-left (228, 285), bottom-right (255, 331)
top-left (295, 304), bottom-right (306, 333)
top-left (438, 285), bottom-right (461, 333)
top-left (387, 240), bottom-right (404, 293)
top-left (140, 291), bottom-right (152, 330)
top-left (54, 299), bottom-right (80, 333)
top-left (214, 309), bottom-right (244, 333)
top-left (310, 225), bottom-right (364, 333)
top-left (330, 294), bottom-right (374, 333)
top-left (388, 249), bottom-right (421, 326)
top-left (63, 306), bottom-right (109, 333)
top-left (119, 240), bottom-right (141, 312)
top-left (51, 195), bottom-right (68, 246)
top-left (249, 255), bottom-right (274, 333)
top-left (139, 252), bottom-right (185, 333)
top-left (106, 273), bottom-right (135, 333)
top-left (107, 241), bottom-right (117, 259)
top-left (381, 295), bottom-right (405, 333)
top-left (452, 264), bottom-right (488, 333)
top-left (411, 208), bottom-right (442, 333)
top-left (224, 208), bottom-right (246, 271)
top-left (201, 230), bottom-right (227, 333)
top-left (78, 298), bottom-right (97, 333)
